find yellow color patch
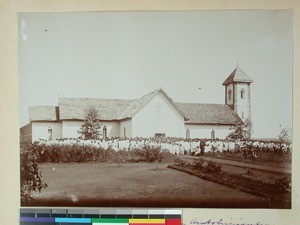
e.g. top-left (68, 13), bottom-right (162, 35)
top-left (129, 219), bottom-right (165, 224)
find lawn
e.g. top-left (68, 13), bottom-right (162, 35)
top-left (29, 162), bottom-right (269, 208)
top-left (169, 157), bottom-right (291, 208)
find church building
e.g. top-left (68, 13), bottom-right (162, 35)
top-left (24, 66), bottom-right (253, 142)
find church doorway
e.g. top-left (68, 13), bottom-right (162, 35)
top-left (155, 133), bottom-right (166, 138)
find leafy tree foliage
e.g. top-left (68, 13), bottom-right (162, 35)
top-left (278, 126), bottom-right (292, 144)
top-left (78, 106), bottom-right (101, 140)
top-left (227, 119), bottom-right (253, 140)
top-left (20, 143), bottom-right (47, 204)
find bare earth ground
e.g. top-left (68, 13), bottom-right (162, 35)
top-left (30, 162), bottom-right (271, 208)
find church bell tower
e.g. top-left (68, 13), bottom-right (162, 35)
top-left (222, 65), bottom-right (253, 122)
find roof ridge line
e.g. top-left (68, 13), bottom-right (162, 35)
top-left (59, 97), bottom-right (134, 102)
top-left (30, 105), bottom-right (58, 107)
top-left (176, 102), bottom-right (227, 105)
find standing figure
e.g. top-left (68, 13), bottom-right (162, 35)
top-left (199, 139), bottom-right (206, 156)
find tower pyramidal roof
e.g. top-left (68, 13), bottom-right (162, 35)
top-left (222, 66), bottom-right (253, 86)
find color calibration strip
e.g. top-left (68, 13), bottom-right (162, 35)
top-left (20, 209), bottom-right (182, 225)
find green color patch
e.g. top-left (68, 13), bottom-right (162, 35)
top-left (92, 218), bottom-right (129, 223)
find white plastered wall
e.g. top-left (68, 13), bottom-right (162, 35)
top-left (132, 92), bottom-right (185, 137)
top-left (62, 120), bottom-right (121, 138)
top-left (185, 124), bottom-right (232, 139)
top-left (120, 119), bottom-right (132, 137)
top-left (32, 121), bottom-right (62, 142)
top-left (235, 83), bottom-right (251, 121)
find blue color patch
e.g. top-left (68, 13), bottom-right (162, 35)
top-left (55, 217), bottom-right (91, 223)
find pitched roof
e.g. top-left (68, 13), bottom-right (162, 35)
top-left (119, 89), bottom-right (159, 119)
top-left (29, 89), bottom-right (241, 125)
top-left (29, 106), bottom-right (59, 121)
top-left (59, 97), bottom-right (132, 120)
top-left (222, 66), bottom-right (253, 86)
top-left (58, 89), bottom-right (187, 121)
top-left (123, 89), bottom-right (187, 120)
top-left (176, 103), bottom-right (243, 125)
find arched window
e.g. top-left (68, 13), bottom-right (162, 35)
top-left (124, 126), bottom-right (126, 138)
top-left (241, 111), bottom-right (244, 119)
top-left (48, 127), bottom-right (52, 141)
top-left (186, 129), bottom-right (190, 139)
top-left (211, 129), bottom-right (215, 139)
top-left (103, 126), bottom-right (107, 139)
top-left (228, 90), bottom-right (232, 101)
top-left (241, 89), bottom-right (245, 99)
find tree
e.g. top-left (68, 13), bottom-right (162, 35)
top-left (78, 106), bottom-right (101, 140)
top-left (227, 119), bottom-right (253, 140)
top-left (278, 126), bottom-right (292, 144)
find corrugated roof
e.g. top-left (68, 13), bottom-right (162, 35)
top-left (222, 66), bottom-right (253, 85)
top-left (29, 106), bottom-right (58, 121)
top-left (176, 103), bottom-right (243, 125)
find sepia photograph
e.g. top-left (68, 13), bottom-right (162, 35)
top-left (19, 10), bottom-right (292, 208)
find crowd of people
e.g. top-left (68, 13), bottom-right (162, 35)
top-left (38, 136), bottom-right (292, 157)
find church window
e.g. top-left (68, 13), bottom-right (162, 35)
top-left (241, 111), bottom-right (244, 119)
top-left (124, 126), bottom-right (126, 138)
top-left (103, 126), bottom-right (107, 139)
top-left (48, 127), bottom-right (52, 141)
top-left (228, 90), bottom-right (232, 101)
top-left (241, 89), bottom-right (245, 99)
top-left (186, 129), bottom-right (190, 139)
top-left (211, 129), bottom-right (215, 139)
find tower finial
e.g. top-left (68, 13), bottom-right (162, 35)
top-left (237, 61), bottom-right (239, 68)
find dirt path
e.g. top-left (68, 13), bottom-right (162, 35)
top-left (180, 155), bottom-right (291, 174)
top-left (29, 162), bottom-right (269, 208)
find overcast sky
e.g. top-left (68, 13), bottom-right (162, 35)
top-left (19, 10), bottom-right (292, 138)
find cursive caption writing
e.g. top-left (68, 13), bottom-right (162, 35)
top-left (184, 217), bottom-right (271, 225)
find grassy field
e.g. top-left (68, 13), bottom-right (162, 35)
top-left (28, 162), bottom-right (269, 208)
top-left (168, 163), bottom-right (291, 208)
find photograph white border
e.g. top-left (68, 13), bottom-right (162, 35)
top-left (0, 1), bottom-right (299, 224)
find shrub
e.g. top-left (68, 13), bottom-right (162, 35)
top-left (203, 161), bottom-right (223, 173)
top-left (32, 143), bottom-right (107, 163)
top-left (24, 142), bottom-right (168, 164)
top-left (109, 149), bottom-right (132, 163)
top-left (133, 145), bottom-right (163, 162)
top-left (175, 158), bottom-right (222, 174)
top-left (274, 177), bottom-right (291, 192)
top-left (20, 143), bottom-right (47, 204)
top-left (174, 158), bottom-right (189, 167)
top-left (192, 159), bottom-right (204, 171)
top-left (160, 150), bottom-right (177, 162)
